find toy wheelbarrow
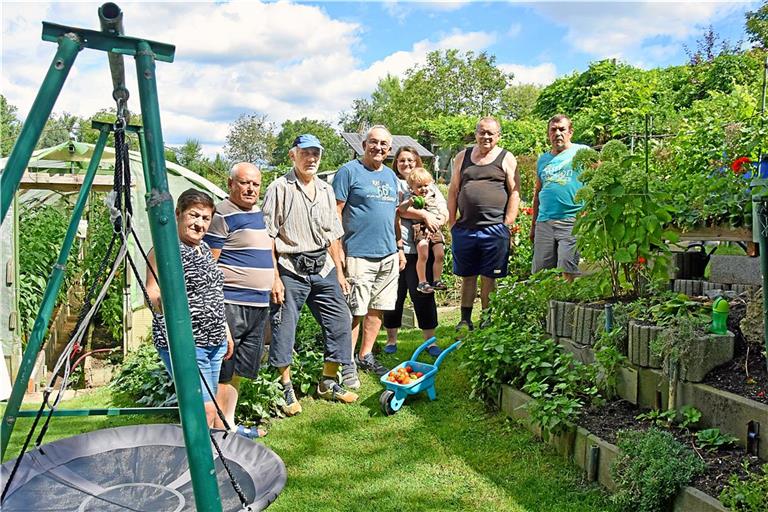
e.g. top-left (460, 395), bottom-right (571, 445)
top-left (379, 337), bottom-right (462, 416)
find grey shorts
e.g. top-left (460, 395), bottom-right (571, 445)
top-left (532, 218), bottom-right (580, 275)
top-left (219, 303), bottom-right (269, 382)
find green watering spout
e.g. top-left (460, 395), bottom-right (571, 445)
top-left (711, 297), bottom-right (729, 335)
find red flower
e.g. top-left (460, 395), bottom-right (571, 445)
top-left (731, 156), bottom-right (751, 174)
top-left (758, 390), bottom-right (766, 398)
top-left (636, 256), bottom-right (647, 265)
top-left (521, 207), bottom-right (534, 215)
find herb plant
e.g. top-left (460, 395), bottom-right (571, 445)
top-left (720, 463), bottom-right (768, 512)
top-left (611, 428), bottom-right (705, 512)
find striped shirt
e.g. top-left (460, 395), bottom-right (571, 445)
top-left (152, 241), bottom-right (226, 349)
top-left (203, 198), bottom-right (273, 307)
top-left (262, 169), bottom-right (344, 278)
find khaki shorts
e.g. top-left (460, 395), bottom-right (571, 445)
top-left (345, 253), bottom-right (400, 316)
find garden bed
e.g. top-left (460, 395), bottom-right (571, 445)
top-left (501, 384), bottom-right (767, 511)
top-left (703, 341), bottom-right (768, 405)
top-left (576, 399), bottom-right (763, 499)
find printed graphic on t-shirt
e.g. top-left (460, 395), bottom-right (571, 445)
top-left (368, 180), bottom-right (396, 202)
top-left (540, 159), bottom-right (573, 187)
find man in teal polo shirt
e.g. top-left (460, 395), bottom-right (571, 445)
top-left (531, 114), bottom-right (589, 281)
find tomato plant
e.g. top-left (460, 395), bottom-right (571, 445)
top-left (574, 141), bottom-right (677, 298)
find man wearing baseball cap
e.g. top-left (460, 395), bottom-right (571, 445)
top-left (262, 134), bottom-right (358, 414)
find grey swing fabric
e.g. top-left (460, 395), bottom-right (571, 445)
top-left (0, 424), bottom-right (286, 511)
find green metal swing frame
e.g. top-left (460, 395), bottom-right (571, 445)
top-left (0, 6), bottom-right (224, 511)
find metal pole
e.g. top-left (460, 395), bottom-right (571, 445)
top-left (98, 2), bottom-right (130, 120)
top-left (0, 33), bottom-right (81, 223)
top-left (134, 40), bottom-right (222, 512)
top-left (756, 56), bottom-right (768, 374)
top-left (644, 114), bottom-right (651, 195)
top-left (137, 128), bottom-right (153, 192)
top-left (0, 126), bottom-right (109, 458)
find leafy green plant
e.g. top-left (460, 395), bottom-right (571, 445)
top-left (236, 305), bottom-right (325, 422)
top-left (611, 428), bottom-right (706, 512)
top-left (656, 85), bottom-right (764, 227)
top-left (695, 428), bottom-right (739, 452)
top-left (646, 293), bottom-right (708, 326)
top-left (83, 199), bottom-right (124, 344)
top-left (593, 342), bottom-right (627, 399)
top-left (18, 203), bottom-right (78, 339)
top-left (463, 270), bottom-right (606, 435)
top-left (720, 463), bottom-right (768, 512)
top-left (110, 341), bottom-right (175, 407)
top-left (635, 408), bottom-right (677, 427)
top-left (507, 204), bottom-right (534, 279)
top-left (679, 405), bottom-right (702, 430)
top-left (522, 348), bottom-right (599, 436)
top-left (573, 141), bottom-right (677, 297)
top-left (237, 368), bottom-right (286, 421)
top-left (463, 271), bottom-right (567, 402)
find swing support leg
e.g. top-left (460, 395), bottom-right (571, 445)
top-left (135, 40), bottom-right (222, 512)
top-left (0, 126), bottom-right (110, 458)
top-left (0, 33), bottom-right (81, 223)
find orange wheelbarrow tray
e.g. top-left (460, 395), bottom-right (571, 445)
top-left (378, 337), bottom-right (462, 415)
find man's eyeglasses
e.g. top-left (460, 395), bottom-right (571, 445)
top-left (476, 130), bottom-right (499, 137)
top-left (366, 139), bottom-right (390, 149)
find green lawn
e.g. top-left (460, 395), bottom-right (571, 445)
top-left (3, 311), bottom-right (619, 512)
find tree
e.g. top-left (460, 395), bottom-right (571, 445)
top-left (224, 113), bottom-right (276, 165)
top-left (746, 1), bottom-right (768, 49)
top-left (175, 138), bottom-right (204, 168)
top-left (1, 95), bottom-right (21, 157)
top-left (501, 84), bottom-right (542, 120)
top-left (342, 50), bottom-right (513, 136)
top-left (272, 118), bottom-right (350, 172)
top-left (534, 60), bottom-right (661, 145)
top-left (683, 26), bottom-right (740, 65)
top-left (35, 112), bottom-right (86, 149)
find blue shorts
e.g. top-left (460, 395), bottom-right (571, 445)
top-left (451, 224), bottom-right (510, 278)
top-left (157, 343), bottom-right (227, 403)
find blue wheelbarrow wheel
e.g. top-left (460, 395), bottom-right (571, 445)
top-left (379, 390), bottom-right (398, 416)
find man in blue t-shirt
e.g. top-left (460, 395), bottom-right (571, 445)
top-left (333, 125), bottom-right (405, 388)
top-left (531, 114), bottom-right (589, 281)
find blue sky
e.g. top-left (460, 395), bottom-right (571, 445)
top-left (1, 1), bottom-right (759, 156)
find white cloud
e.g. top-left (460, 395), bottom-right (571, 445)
top-left (383, 0), bottom-right (469, 22)
top-left (507, 23), bottom-right (522, 38)
top-left (2, 2), bottom-right (497, 157)
top-left (531, 1), bottom-right (750, 64)
top-left (500, 63), bottom-right (558, 86)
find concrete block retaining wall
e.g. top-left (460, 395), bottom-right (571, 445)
top-left (500, 385), bottom-right (731, 512)
top-left (571, 305), bottom-right (603, 346)
top-left (559, 343), bottom-right (768, 461)
top-left (627, 321), bottom-right (663, 369)
top-left (546, 300), bottom-right (575, 339)
top-left (709, 255), bottom-right (762, 286)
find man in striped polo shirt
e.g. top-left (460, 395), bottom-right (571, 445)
top-left (204, 162), bottom-right (274, 437)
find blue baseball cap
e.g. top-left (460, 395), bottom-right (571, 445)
top-left (292, 134), bottom-right (324, 150)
